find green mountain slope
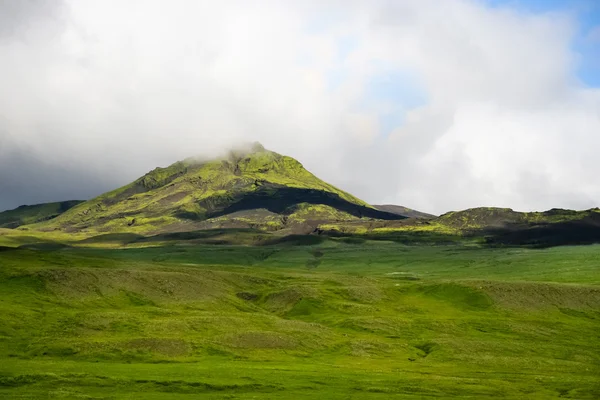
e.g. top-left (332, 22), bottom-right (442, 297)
top-left (36, 144), bottom-right (402, 234)
top-left (435, 207), bottom-right (600, 247)
top-left (0, 201), bottom-right (83, 228)
top-left (318, 206), bottom-right (600, 247)
top-left (434, 207), bottom-right (600, 229)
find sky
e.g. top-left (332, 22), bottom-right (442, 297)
top-left (0, 0), bottom-right (599, 215)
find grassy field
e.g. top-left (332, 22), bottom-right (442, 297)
top-left (1, 238), bottom-right (599, 399)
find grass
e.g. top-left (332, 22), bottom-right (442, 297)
top-left (0, 238), bottom-right (599, 399)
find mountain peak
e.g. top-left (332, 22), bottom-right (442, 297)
top-left (226, 141), bottom-right (267, 161)
top-left (36, 147), bottom-right (402, 233)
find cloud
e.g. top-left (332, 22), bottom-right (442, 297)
top-left (0, 0), bottom-right (599, 214)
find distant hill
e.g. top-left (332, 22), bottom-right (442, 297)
top-left (34, 143), bottom-right (403, 234)
top-left (373, 204), bottom-right (435, 219)
top-left (433, 207), bottom-right (600, 246)
top-left (0, 200), bottom-right (83, 228)
top-left (315, 206), bottom-right (600, 247)
top-left (435, 207), bottom-right (600, 229)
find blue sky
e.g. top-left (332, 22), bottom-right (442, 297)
top-left (487, 0), bottom-right (600, 86)
top-left (358, 67), bottom-right (428, 137)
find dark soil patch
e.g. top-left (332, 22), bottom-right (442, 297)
top-left (237, 292), bottom-right (259, 301)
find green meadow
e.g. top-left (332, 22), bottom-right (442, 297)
top-left (1, 238), bottom-right (599, 399)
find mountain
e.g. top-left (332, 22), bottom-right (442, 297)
top-left (35, 144), bottom-right (403, 234)
top-left (0, 200), bottom-right (83, 228)
top-left (373, 204), bottom-right (435, 219)
top-left (15, 146), bottom-right (600, 248)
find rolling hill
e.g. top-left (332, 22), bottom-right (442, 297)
top-left (0, 200), bottom-right (83, 228)
top-left (439, 207), bottom-right (600, 246)
top-left (317, 206), bottom-right (600, 247)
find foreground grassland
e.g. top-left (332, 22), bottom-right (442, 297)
top-left (1, 240), bottom-right (599, 399)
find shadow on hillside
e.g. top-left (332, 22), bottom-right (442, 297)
top-left (319, 214), bottom-right (600, 248)
top-left (74, 229), bottom-right (268, 246)
top-left (259, 234), bottom-right (326, 246)
top-left (320, 229), bottom-right (463, 245)
top-left (155, 228), bottom-right (272, 245)
top-left (481, 218), bottom-right (600, 248)
top-left (17, 242), bottom-right (71, 251)
top-left (78, 233), bottom-right (146, 244)
top-left (178, 185), bottom-right (405, 222)
top-left (75, 227), bottom-right (459, 247)
top-left (0, 246), bottom-right (18, 252)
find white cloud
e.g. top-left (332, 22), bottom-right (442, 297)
top-left (0, 0), bottom-right (598, 214)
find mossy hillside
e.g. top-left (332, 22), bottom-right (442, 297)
top-left (314, 206), bottom-right (600, 236)
top-left (0, 229), bottom-right (84, 248)
top-left (435, 207), bottom-right (523, 229)
top-left (34, 147), bottom-right (390, 233)
top-left (196, 204), bottom-right (358, 234)
top-left (316, 207), bottom-right (600, 247)
top-left (286, 203), bottom-right (359, 223)
top-left (320, 220), bottom-right (458, 235)
top-left (428, 207), bottom-right (600, 247)
top-left (0, 201), bottom-right (83, 228)
top-left (436, 207), bottom-right (600, 230)
top-left (317, 219), bottom-right (464, 245)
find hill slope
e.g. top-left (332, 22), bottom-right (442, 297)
top-left (314, 206), bottom-right (600, 247)
top-left (0, 201), bottom-right (83, 228)
top-left (373, 204), bottom-right (435, 219)
top-left (434, 207), bottom-right (600, 229)
top-left (434, 207), bottom-right (600, 245)
top-left (36, 144), bottom-right (402, 234)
